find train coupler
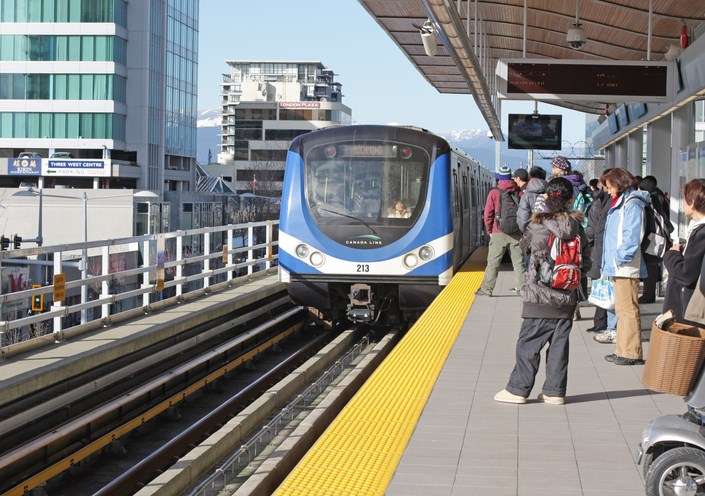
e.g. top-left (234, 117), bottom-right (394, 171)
top-left (347, 283), bottom-right (375, 323)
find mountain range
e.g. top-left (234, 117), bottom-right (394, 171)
top-left (196, 107), bottom-right (568, 171)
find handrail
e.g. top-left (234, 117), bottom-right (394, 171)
top-left (0, 220), bottom-right (280, 355)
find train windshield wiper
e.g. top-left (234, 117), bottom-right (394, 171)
top-left (318, 207), bottom-right (379, 236)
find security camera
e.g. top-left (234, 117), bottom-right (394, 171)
top-left (420, 20), bottom-right (438, 57)
top-left (566, 24), bottom-right (586, 50)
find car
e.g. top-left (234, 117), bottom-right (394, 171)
top-left (50, 152), bottom-right (74, 159)
top-left (17, 152), bottom-right (42, 159)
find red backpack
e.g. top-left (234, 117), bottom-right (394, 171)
top-left (538, 233), bottom-right (582, 291)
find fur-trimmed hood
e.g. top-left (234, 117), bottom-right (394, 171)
top-left (529, 210), bottom-right (584, 240)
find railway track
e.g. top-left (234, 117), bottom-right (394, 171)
top-left (0, 300), bottom-right (312, 495)
top-left (1, 297), bottom-right (405, 496)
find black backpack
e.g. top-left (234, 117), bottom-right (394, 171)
top-left (497, 189), bottom-right (520, 234)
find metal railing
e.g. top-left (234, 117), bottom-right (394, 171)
top-left (0, 220), bottom-right (279, 357)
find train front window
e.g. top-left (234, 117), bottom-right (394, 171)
top-left (306, 141), bottom-right (429, 224)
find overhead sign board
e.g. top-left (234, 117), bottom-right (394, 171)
top-left (496, 59), bottom-right (674, 103)
top-left (42, 159), bottom-right (111, 177)
top-left (8, 158), bottom-right (42, 176)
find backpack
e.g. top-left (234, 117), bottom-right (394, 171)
top-left (496, 189), bottom-right (520, 234)
top-left (538, 233), bottom-right (582, 291)
top-left (572, 190), bottom-right (593, 228)
top-left (641, 204), bottom-right (671, 258)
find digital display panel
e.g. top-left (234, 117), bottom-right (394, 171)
top-left (339, 144), bottom-right (397, 158)
top-left (507, 114), bottom-right (562, 150)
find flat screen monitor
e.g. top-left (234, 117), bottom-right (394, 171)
top-left (507, 114), bottom-right (562, 150)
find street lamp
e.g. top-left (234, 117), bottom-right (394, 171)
top-left (12, 186), bottom-right (43, 246)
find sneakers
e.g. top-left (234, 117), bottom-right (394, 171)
top-left (538, 393), bottom-right (565, 405)
top-left (594, 330), bottom-right (617, 344)
top-left (509, 287), bottom-right (520, 293)
top-left (493, 389), bottom-right (527, 404)
top-left (475, 287), bottom-right (492, 297)
top-left (614, 356), bottom-right (645, 366)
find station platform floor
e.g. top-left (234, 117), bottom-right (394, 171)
top-left (385, 265), bottom-right (684, 496)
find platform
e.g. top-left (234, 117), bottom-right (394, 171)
top-left (385, 266), bottom-right (683, 496)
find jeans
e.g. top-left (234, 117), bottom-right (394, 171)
top-left (607, 309), bottom-right (617, 331)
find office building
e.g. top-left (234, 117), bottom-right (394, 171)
top-left (212, 60), bottom-right (352, 195)
top-left (0, 0), bottom-right (199, 195)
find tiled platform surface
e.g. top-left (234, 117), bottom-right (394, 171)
top-left (386, 267), bottom-right (684, 496)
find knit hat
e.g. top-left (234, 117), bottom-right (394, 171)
top-left (551, 156), bottom-right (571, 171)
top-left (512, 168), bottom-right (529, 182)
top-left (496, 164), bottom-right (512, 180)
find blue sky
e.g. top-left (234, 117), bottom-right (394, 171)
top-left (198, 0), bottom-right (587, 145)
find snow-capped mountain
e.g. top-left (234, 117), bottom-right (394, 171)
top-left (195, 108), bottom-right (534, 169)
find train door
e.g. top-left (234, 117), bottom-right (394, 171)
top-left (461, 161), bottom-right (471, 258)
top-left (470, 162), bottom-right (481, 248)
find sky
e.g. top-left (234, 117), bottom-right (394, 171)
top-left (198, 0), bottom-right (588, 146)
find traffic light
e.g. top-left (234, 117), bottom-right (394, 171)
top-left (31, 284), bottom-right (43, 312)
top-left (13, 234), bottom-right (21, 249)
top-left (0, 236), bottom-right (9, 251)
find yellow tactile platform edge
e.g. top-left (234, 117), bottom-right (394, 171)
top-left (274, 247), bottom-right (488, 495)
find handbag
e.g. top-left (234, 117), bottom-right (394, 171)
top-left (588, 277), bottom-right (615, 310)
top-left (685, 276), bottom-right (705, 325)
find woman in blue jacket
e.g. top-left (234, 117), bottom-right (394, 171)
top-left (601, 168), bottom-right (649, 366)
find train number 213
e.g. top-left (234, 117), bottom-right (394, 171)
top-left (356, 264), bottom-right (370, 273)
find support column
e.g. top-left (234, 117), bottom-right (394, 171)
top-left (627, 130), bottom-right (643, 177)
top-left (646, 116), bottom-right (672, 193)
top-left (671, 104), bottom-right (694, 239)
top-left (614, 139), bottom-right (628, 168)
top-left (604, 145), bottom-right (615, 169)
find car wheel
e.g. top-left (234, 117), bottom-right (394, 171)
top-left (645, 447), bottom-right (705, 496)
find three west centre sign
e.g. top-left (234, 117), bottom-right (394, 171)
top-left (42, 159), bottom-right (111, 177)
top-left (496, 59), bottom-right (674, 103)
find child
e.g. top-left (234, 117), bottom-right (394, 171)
top-left (494, 177), bottom-right (591, 405)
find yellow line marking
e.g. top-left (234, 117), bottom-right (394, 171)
top-left (275, 248), bottom-right (488, 495)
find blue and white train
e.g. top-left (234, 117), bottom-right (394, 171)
top-left (278, 125), bottom-right (493, 323)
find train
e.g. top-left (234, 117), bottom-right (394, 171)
top-left (278, 124), bottom-right (493, 324)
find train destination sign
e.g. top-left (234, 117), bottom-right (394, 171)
top-left (496, 59), bottom-right (674, 103)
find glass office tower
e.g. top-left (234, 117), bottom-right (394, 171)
top-left (0, 0), bottom-right (198, 193)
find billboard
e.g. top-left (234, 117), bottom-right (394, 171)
top-left (42, 159), bottom-right (111, 177)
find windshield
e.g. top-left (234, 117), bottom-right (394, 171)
top-left (306, 140), bottom-right (429, 226)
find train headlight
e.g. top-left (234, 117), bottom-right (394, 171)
top-left (295, 244), bottom-right (310, 258)
top-left (419, 245), bottom-right (434, 261)
top-left (310, 251), bottom-right (325, 267)
top-left (403, 253), bottom-right (418, 268)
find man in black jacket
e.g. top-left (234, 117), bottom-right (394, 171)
top-left (585, 171), bottom-right (612, 333)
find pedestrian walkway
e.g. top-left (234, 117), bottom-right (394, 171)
top-left (386, 267), bottom-right (683, 496)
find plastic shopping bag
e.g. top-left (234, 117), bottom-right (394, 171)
top-left (588, 277), bottom-right (615, 310)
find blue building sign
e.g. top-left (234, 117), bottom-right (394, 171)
top-left (9, 158), bottom-right (41, 176)
top-left (42, 159), bottom-right (111, 177)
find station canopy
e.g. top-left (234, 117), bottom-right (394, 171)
top-left (358, 0), bottom-right (705, 139)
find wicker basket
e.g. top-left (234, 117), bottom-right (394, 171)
top-left (643, 321), bottom-right (705, 396)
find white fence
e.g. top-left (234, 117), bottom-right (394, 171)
top-left (0, 220), bottom-right (279, 357)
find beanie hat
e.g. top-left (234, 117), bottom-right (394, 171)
top-left (496, 164), bottom-right (512, 180)
top-left (551, 156), bottom-right (571, 171)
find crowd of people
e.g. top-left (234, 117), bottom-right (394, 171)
top-left (476, 156), bottom-right (703, 405)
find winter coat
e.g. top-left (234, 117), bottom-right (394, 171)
top-left (517, 178), bottom-right (548, 232)
top-left (586, 189), bottom-right (610, 279)
top-left (601, 188), bottom-right (649, 279)
top-left (520, 210), bottom-right (591, 319)
top-left (662, 222), bottom-right (705, 321)
top-left (483, 179), bottom-right (520, 235)
top-left (562, 173), bottom-right (589, 200)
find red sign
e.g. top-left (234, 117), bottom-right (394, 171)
top-left (279, 101), bottom-right (320, 109)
